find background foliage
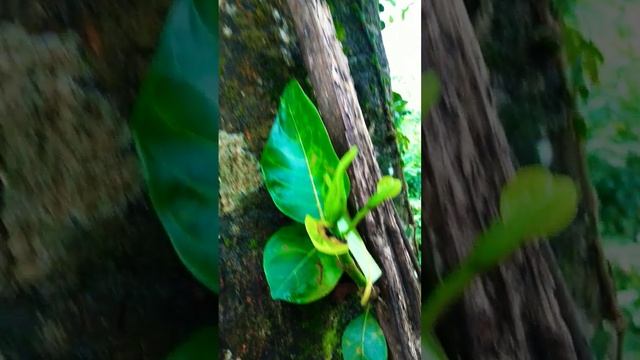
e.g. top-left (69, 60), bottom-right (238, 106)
top-left (557, 0), bottom-right (640, 356)
top-left (379, 0), bottom-right (422, 254)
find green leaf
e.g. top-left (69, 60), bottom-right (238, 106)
top-left (337, 218), bottom-right (382, 284)
top-left (500, 165), bottom-right (579, 238)
top-left (131, 0), bottom-right (219, 292)
top-left (367, 176), bottom-right (402, 209)
top-left (167, 326), bottom-right (217, 359)
top-left (261, 80), bottom-right (347, 223)
top-left (342, 309), bottom-right (388, 360)
top-left (263, 224), bottom-right (343, 303)
top-left (324, 146), bottom-right (358, 225)
top-left (304, 215), bottom-right (349, 255)
top-left (351, 176), bottom-right (403, 228)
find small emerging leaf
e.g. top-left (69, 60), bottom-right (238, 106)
top-left (324, 147), bottom-right (358, 225)
top-left (337, 218), bottom-right (382, 284)
top-left (500, 165), bottom-right (578, 238)
top-left (367, 176), bottom-right (403, 209)
top-left (342, 309), bottom-right (388, 360)
top-left (304, 215), bottom-right (349, 255)
top-left (263, 224), bottom-right (343, 304)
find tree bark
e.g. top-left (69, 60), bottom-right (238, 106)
top-left (465, 0), bottom-right (624, 356)
top-left (326, 0), bottom-right (414, 228)
top-left (0, 1), bottom-right (216, 358)
top-left (218, 0), bottom-right (417, 359)
top-left (286, 1), bottom-right (421, 359)
top-left (422, 0), bottom-right (591, 358)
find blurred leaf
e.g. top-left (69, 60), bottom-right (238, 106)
top-left (468, 166), bottom-right (579, 270)
top-left (500, 165), bottom-right (579, 238)
top-left (131, 0), bottom-right (219, 292)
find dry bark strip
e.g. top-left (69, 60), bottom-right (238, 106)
top-left (286, 1), bottom-right (421, 359)
top-left (422, 0), bottom-right (591, 358)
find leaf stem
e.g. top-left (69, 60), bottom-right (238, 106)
top-left (360, 281), bottom-right (373, 306)
top-left (350, 202), bottom-right (374, 230)
top-left (339, 253), bottom-right (367, 288)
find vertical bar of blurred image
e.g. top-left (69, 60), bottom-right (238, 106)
top-left (219, 0), bottom-right (421, 359)
top-left (422, 0), bottom-right (639, 359)
top-left (0, 0), bottom-right (218, 358)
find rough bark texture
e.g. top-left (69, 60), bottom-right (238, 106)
top-left (0, 1), bottom-right (216, 359)
top-left (326, 0), bottom-right (414, 227)
top-left (465, 0), bottom-right (623, 355)
top-left (218, 0), bottom-right (415, 359)
top-left (287, 0), bottom-right (421, 359)
top-left (422, 0), bottom-right (591, 358)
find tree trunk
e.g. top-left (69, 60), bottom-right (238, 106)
top-left (0, 1), bottom-right (216, 359)
top-left (218, 0), bottom-right (418, 358)
top-left (326, 0), bottom-right (414, 228)
top-left (465, 0), bottom-right (624, 356)
top-left (286, 1), bottom-right (421, 358)
top-left (422, 0), bottom-right (591, 358)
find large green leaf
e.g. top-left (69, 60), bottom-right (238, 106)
top-left (500, 165), bottom-right (578, 238)
top-left (342, 309), bottom-right (388, 360)
top-left (131, 0), bottom-right (218, 292)
top-left (167, 326), bottom-right (217, 359)
top-left (263, 224), bottom-right (343, 303)
top-left (260, 80), bottom-right (348, 223)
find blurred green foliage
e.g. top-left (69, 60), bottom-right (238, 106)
top-left (556, 0), bottom-right (640, 357)
top-left (391, 91), bottom-right (422, 254)
top-left (131, 0), bottom-right (218, 293)
top-left (378, 0), bottom-right (421, 254)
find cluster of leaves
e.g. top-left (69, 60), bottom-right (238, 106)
top-left (261, 80), bottom-right (403, 359)
top-left (130, 0), bottom-right (218, 356)
top-left (423, 166), bottom-right (579, 359)
top-left (562, 24), bottom-right (604, 102)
